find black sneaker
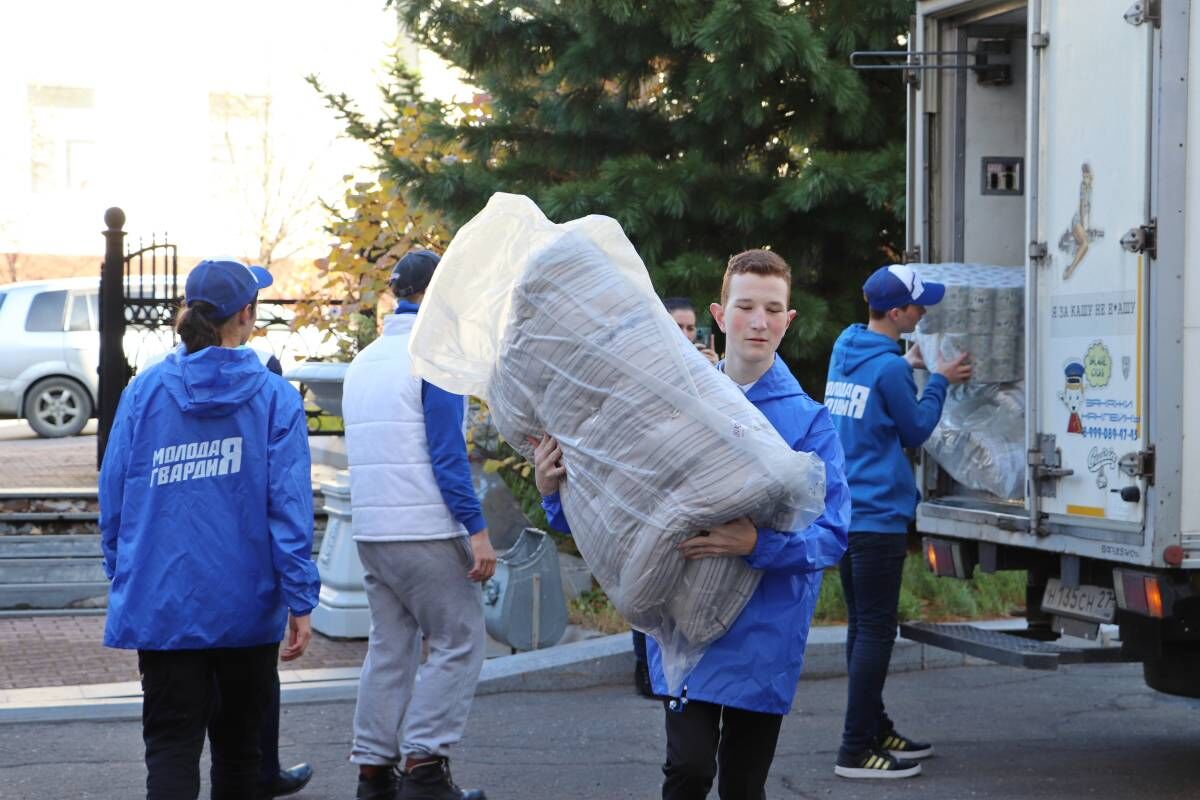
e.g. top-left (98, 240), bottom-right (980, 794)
top-left (398, 758), bottom-right (485, 800)
top-left (834, 747), bottom-right (921, 779)
top-left (357, 766), bottom-right (400, 800)
top-left (879, 727), bottom-right (934, 760)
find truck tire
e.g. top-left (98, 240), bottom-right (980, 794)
top-left (1142, 644), bottom-right (1200, 698)
top-left (23, 376), bottom-right (93, 438)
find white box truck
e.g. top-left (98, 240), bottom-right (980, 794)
top-left (867, 0), bottom-right (1200, 696)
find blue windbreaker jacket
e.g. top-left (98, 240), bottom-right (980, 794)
top-left (542, 356), bottom-right (849, 714)
top-left (825, 324), bottom-right (948, 533)
top-left (100, 345), bottom-right (320, 650)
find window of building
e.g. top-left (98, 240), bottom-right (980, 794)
top-left (28, 85), bottom-right (96, 193)
top-left (209, 92), bottom-right (270, 172)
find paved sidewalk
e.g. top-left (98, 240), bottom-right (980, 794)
top-left (0, 612), bottom-right (1026, 725)
top-left (0, 614), bottom-right (368, 691)
top-left (0, 421), bottom-right (99, 491)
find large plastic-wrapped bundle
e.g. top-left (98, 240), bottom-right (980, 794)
top-left (409, 194), bottom-right (826, 692)
top-left (921, 382), bottom-right (1025, 500)
top-left (909, 263), bottom-right (1024, 383)
top-left (908, 263), bottom-right (1026, 499)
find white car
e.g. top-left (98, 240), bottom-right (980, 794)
top-left (0, 277), bottom-right (335, 437)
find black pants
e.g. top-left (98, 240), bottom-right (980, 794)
top-left (139, 644), bottom-right (278, 800)
top-left (662, 699), bottom-right (783, 800)
top-left (256, 670), bottom-right (281, 783)
top-left (838, 532), bottom-right (909, 757)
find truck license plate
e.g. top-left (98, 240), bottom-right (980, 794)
top-left (1041, 579), bottom-right (1116, 623)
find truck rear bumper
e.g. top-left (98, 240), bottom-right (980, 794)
top-left (918, 497), bottom-right (1152, 565)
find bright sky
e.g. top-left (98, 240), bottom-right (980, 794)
top-left (0, 1), bottom-right (473, 260)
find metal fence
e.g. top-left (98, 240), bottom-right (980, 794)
top-left (96, 207), bottom-right (344, 466)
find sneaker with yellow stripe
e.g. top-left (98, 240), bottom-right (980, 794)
top-left (834, 747), bottom-right (921, 779)
top-left (879, 727), bottom-right (934, 760)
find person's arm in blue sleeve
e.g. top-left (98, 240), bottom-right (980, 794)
top-left (98, 386), bottom-right (136, 580)
top-left (421, 381), bottom-right (486, 534)
top-left (877, 359), bottom-right (949, 448)
top-left (541, 492), bottom-right (571, 535)
top-left (267, 387), bottom-right (320, 615)
top-left (743, 411), bottom-right (850, 574)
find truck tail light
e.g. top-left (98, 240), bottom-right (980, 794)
top-left (1113, 569), bottom-right (1166, 619)
top-left (1144, 577), bottom-right (1164, 618)
top-left (923, 537), bottom-right (969, 578)
top-left (925, 540), bottom-right (941, 574)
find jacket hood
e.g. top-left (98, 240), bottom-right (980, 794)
top-left (831, 323), bottom-right (901, 375)
top-left (159, 345), bottom-right (269, 417)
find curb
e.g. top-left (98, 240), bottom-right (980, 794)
top-left (0, 622), bottom-right (1033, 724)
top-left (0, 634), bottom-right (639, 725)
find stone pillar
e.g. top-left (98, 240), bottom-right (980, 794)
top-left (310, 470), bottom-right (370, 638)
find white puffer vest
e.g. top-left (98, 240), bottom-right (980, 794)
top-left (342, 313), bottom-right (466, 541)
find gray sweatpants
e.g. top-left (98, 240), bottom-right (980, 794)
top-left (350, 537), bottom-right (485, 765)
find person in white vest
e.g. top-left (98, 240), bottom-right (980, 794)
top-left (342, 248), bottom-right (496, 800)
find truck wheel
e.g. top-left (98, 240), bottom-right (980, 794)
top-left (1142, 644), bottom-right (1200, 698)
top-left (23, 377), bottom-right (93, 438)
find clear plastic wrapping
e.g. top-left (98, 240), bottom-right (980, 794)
top-left (922, 381), bottom-right (1026, 500)
top-left (904, 263), bottom-right (1027, 500)
top-left (409, 193), bottom-right (826, 692)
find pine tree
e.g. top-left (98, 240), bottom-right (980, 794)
top-left (322, 0), bottom-right (911, 385)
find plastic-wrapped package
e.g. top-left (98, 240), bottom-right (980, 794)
top-left (908, 263), bottom-right (1024, 383)
top-left (904, 263), bottom-right (1026, 499)
top-left (921, 381), bottom-right (1026, 500)
top-left (409, 193), bottom-right (827, 692)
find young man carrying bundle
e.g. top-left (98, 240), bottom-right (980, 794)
top-left (535, 250), bottom-right (850, 799)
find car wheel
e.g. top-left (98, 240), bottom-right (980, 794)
top-left (24, 377), bottom-right (93, 438)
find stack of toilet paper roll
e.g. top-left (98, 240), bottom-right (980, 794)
top-left (909, 263), bottom-right (1024, 384)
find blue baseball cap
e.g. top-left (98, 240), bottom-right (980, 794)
top-left (185, 259), bottom-right (273, 319)
top-left (862, 264), bottom-right (946, 311)
top-left (387, 249), bottom-right (440, 297)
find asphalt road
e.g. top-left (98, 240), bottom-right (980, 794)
top-left (1, 661), bottom-right (1196, 799)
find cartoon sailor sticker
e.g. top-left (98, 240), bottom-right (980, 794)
top-left (1059, 360), bottom-right (1086, 435)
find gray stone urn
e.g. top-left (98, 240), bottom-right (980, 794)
top-left (310, 473), bottom-right (370, 637)
top-left (285, 361), bottom-right (368, 637)
top-left (287, 361), bottom-right (349, 417)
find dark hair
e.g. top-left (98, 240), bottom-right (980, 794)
top-left (175, 300), bottom-right (253, 354)
top-left (721, 249), bottom-right (792, 303)
top-left (868, 302), bottom-right (910, 321)
top-left (662, 296), bottom-right (695, 314)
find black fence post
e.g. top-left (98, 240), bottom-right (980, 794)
top-left (97, 207), bottom-right (126, 468)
